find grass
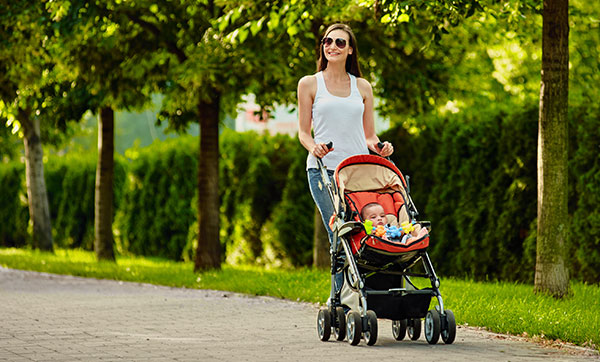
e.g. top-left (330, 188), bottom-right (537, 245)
top-left (0, 247), bottom-right (598, 352)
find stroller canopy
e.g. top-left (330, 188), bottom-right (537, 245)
top-left (335, 155), bottom-right (407, 195)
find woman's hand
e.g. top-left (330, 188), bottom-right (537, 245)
top-left (376, 141), bottom-right (394, 157)
top-left (311, 143), bottom-right (334, 159)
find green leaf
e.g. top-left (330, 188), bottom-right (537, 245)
top-left (286, 25), bottom-right (299, 37)
top-left (398, 13), bottom-right (410, 23)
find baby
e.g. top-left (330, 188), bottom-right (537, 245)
top-left (361, 202), bottom-right (428, 244)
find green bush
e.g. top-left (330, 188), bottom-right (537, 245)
top-left (219, 129), bottom-right (310, 265)
top-left (1, 106), bottom-right (598, 282)
top-left (115, 136), bottom-right (197, 261)
top-left (44, 153), bottom-right (126, 250)
top-left (0, 161), bottom-right (28, 247)
top-left (569, 105), bottom-right (600, 282)
top-left (383, 104), bottom-right (598, 283)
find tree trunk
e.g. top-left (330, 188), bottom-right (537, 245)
top-left (194, 94), bottom-right (221, 271)
top-left (534, 0), bottom-right (570, 298)
top-left (19, 109), bottom-right (53, 251)
top-left (94, 106), bottom-right (115, 261)
top-left (313, 206), bottom-right (330, 269)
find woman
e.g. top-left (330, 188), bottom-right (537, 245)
top-left (298, 23), bottom-right (394, 246)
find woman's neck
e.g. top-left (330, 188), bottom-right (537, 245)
top-left (323, 64), bottom-right (347, 80)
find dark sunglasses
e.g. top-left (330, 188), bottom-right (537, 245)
top-left (321, 37), bottom-right (347, 49)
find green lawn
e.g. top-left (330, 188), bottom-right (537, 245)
top-left (0, 247), bottom-right (598, 351)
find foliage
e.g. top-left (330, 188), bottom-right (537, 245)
top-left (267, 144), bottom-right (315, 267)
top-left (382, 102), bottom-right (599, 284)
top-left (0, 162), bottom-right (29, 247)
top-left (1, 248), bottom-right (599, 351)
top-left (569, 104), bottom-right (600, 283)
top-left (219, 129), bottom-right (301, 264)
top-left (115, 136), bottom-right (198, 261)
top-left (44, 153), bottom-right (127, 250)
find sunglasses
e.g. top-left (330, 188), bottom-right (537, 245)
top-left (321, 37), bottom-right (347, 49)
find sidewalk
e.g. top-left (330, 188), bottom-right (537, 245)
top-left (0, 267), bottom-right (597, 361)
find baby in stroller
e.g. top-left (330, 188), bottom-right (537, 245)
top-left (316, 153), bottom-right (456, 346)
top-left (361, 202), bottom-right (429, 245)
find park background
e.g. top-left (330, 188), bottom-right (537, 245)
top-left (2, 0), bottom-right (598, 283)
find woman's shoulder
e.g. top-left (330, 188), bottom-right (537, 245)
top-left (355, 77), bottom-right (372, 90)
top-left (298, 74), bottom-right (318, 87)
top-left (355, 77), bottom-right (373, 98)
top-left (298, 74), bottom-right (318, 94)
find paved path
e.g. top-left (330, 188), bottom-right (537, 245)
top-left (0, 267), bottom-right (597, 362)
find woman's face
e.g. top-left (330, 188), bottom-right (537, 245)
top-left (323, 29), bottom-right (352, 65)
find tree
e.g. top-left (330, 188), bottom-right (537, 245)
top-left (50, 0), bottom-right (163, 261)
top-left (534, 0), bottom-right (570, 297)
top-left (372, 0), bottom-right (571, 296)
top-left (0, 1), bottom-right (74, 251)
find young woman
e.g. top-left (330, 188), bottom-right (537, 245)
top-left (298, 23), bottom-right (394, 246)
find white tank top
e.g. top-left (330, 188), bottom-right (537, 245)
top-left (306, 71), bottom-right (369, 170)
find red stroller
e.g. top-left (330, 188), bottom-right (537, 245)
top-left (316, 147), bottom-right (456, 346)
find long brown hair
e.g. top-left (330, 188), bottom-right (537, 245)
top-left (316, 23), bottom-right (362, 78)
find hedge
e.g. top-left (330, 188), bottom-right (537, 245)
top-left (0, 105), bottom-right (598, 283)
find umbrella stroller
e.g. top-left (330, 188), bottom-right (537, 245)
top-left (315, 148), bottom-right (456, 346)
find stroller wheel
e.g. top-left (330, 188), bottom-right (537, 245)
top-left (441, 310), bottom-right (456, 344)
top-left (407, 318), bottom-right (421, 340)
top-left (334, 307), bottom-right (346, 341)
top-left (317, 308), bottom-right (332, 341)
top-left (364, 310), bottom-right (378, 346)
top-left (346, 311), bottom-right (362, 346)
top-left (392, 319), bottom-right (407, 341)
top-left (425, 309), bottom-right (441, 344)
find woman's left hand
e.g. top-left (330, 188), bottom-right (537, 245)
top-left (376, 141), bottom-right (394, 157)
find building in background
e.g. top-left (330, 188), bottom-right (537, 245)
top-left (235, 94), bottom-right (390, 136)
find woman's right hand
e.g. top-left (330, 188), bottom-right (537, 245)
top-left (311, 143), bottom-right (334, 159)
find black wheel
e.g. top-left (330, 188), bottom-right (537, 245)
top-left (425, 309), bottom-right (441, 344)
top-left (392, 319), bottom-right (407, 341)
top-left (334, 307), bottom-right (346, 341)
top-left (408, 318), bottom-right (421, 340)
top-left (364, 310), bottom-right (378, 346)
top-left (441, 310), bottom-right (456, 344)
top-left (346, 311), bottom-right (362, 346)
top-left (317, 308), bottom-right (331, 341)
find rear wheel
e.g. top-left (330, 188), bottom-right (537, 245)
top-left (346, 311), bottom-right (362, 346)
top-left (408, 318), bottom-right (421, 340)
top-left (317, 308), bottom-right (331, 341)
top-left (392, 319), bottom-right (407, 341)
top-left (441, 310), bottom-right (456, 344)
top-left (334, 307), bottom-right (346, 341)
top-left (425, 309), bottom-right (441, 344)
top-left (364, 310), bottom-right (378, 346)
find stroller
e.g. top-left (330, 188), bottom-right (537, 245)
top-left (316, 145), bottom-right (456, 346)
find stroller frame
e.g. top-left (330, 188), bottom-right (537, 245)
top-left (315, 151), bottom-right (456, 346)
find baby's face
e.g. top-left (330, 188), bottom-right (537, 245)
top-left (364, 205), bottom-right (386, 226)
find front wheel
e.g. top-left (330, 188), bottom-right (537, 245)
top-left (364, 310), bottom-right (378, 346)
top-left (334, 307), bottom-right (346, 341)
top-left (425, 309), bottom-right (441, 344)
top-left (392, 319), bottom-right (407, 341)
top-left (441, 310), bottom-right (456, 344)
top-left (317, 308), bottom-right (331, 341)
top-left (346, 311), bottom-right (362, 346)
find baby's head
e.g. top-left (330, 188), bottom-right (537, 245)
top-left (361, 202), bottom-right (386, 226)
